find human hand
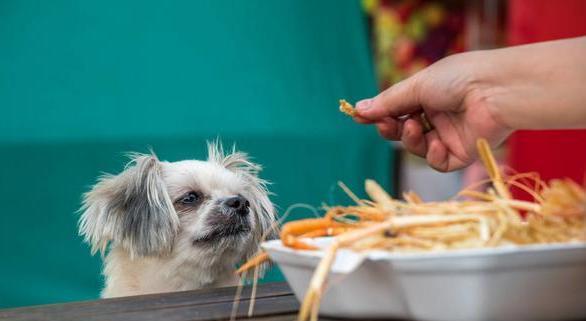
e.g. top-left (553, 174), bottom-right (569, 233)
top-left (354, 37), bottom-right (586, 172)
top-left (354, 51), bottom-right (512, 172)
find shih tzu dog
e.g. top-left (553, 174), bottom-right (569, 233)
top-left (79, 142), bottom-right (276, 298)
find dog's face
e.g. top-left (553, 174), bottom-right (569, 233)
top-left (79, 142), bottom-right (276, 268)
top-left (168, 160), bottom-right (254, 246)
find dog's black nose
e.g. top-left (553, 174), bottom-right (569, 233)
top-left (223, 196), bottom-right (250, 215)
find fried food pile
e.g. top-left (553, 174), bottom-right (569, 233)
top-left (236, 102), bottom-right (586, 321)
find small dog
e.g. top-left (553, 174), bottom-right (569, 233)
top-left (79, 142), bottom-right (276, 297)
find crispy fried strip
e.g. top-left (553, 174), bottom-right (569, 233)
top-left (477, 138), bottom-right (511, 199)
top-left (403, 191), bottom-right (423, 204)
top-left (459, 189), bottom-right (494, 201)
top-left (300, 227), bottom-right (351, 238)
top-left (339, 99), bottom-right (357, 117)
top-left (365, 179), bottom-right (396, 211)
top-left (236, 252), bottom-right (269, 275)
top-left (338, 181), bottom-right (365, 205)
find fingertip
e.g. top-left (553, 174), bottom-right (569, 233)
top-left (426, 139), bottom-right (449, 172)
top-left (376, 125), bottom-right (393, 140)
top-left (403, 119), bottom-right (422, 139)
top-left (355, 98), bottom-right (373, 112)
top-left (356, 90), bottom-right (396, 119)
top-left (376, 119), bottom-right (401, 140)
top-left (367, 93), bottom-right (387, 115)
top-left (353, 115), bottom-right (374, 124)
top-left (401, 119), bottom-right (426, 157)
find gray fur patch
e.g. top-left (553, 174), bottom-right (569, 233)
top-left (79, 153), bottom-right (179, 258)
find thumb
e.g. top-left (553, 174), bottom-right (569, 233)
top-left (356, 75), bottom-right (423, 120)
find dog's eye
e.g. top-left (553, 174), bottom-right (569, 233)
top-left (178, 191), bottom-right (201, 205)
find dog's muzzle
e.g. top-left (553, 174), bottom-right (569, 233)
top-left (192, 195), bottom-right (252, 244)
top-left (223, 195), bottom-right (250, 216)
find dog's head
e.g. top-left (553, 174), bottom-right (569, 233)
top-left (79, 142), bottom-right (276, 267)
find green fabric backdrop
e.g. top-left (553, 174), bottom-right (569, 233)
top-left (0, 0), bottom-right (393, 308)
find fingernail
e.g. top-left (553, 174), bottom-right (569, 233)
top-left (356, 99), bottom-right (373, 111)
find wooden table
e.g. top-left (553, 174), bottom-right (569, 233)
top-left (0, 282), bottom-right (355, 321)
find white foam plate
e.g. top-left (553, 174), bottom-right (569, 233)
top-left (263, 238), bottom-right (586, 321)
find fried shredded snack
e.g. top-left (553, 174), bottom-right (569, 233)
top-left (237, 139), bottom-right (586, 321)
top-left (339, 99), bottom-right (357, 117)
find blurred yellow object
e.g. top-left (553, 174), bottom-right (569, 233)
top-left (361, 0), bottom-right (380, 14)
top-left (422, 3), bottom-right (445, 27)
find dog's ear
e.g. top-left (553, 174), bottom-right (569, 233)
top-left (247, 186), bottom-right (278, 246)
top-left (79, 153), bottom-right (179, 258)
top-left (207, 141), bottom-right (278, 262)
top-left (241, 175), bottom-right (277, 276)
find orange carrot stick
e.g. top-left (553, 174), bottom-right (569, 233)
top-left (280, 218), bottom-right (334, 250)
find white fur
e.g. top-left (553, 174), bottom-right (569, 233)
top-left (80, 144), bottom-right (276, 298)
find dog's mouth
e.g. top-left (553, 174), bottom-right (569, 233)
top-left (192, 224), bottom-right (251, 244)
